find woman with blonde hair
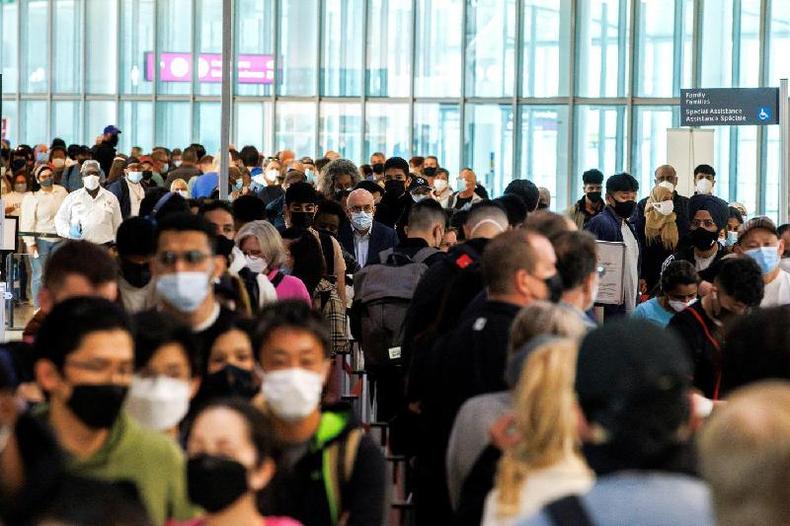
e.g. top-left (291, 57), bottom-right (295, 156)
top-left (481, 337), bottom-right (593, 525)
top-left (641, 184), bottom-right (680, 294)
top-left (446, 302), bottom-right (587, 512)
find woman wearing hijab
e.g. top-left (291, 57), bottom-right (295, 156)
top-left (641, 185), bottom-right (680, 295)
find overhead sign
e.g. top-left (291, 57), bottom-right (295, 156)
top-left (144, 52), bottom-right (274, 84)
top-left (681, 88), bottom-right (779, 126)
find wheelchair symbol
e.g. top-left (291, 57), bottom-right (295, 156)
top-left (758, 107), bottom-right (771, 121)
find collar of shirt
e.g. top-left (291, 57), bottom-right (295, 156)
top-left (192, 302), bottom-right (221, 333)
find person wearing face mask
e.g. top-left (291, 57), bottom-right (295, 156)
top-left (734, 216), bottom-right (790, 307)
top-left (693, 164), bottom-right (716, 195)
top-left (449, 168), bottom-right (484, 210)
top-left (126, 312), bottom-right (199, 439)
top-left (319, 158), bottom-right (361, 203)
top-left (374, 156), bottom-right (414, 239)
top-left (33, 297), bottom-right (197, 525)
top-left (148, 213), bottom-right (237, 359)
top-left (633, 260), bottom-right (700, 327)
top-left (284, 182), bottom-right (347, 306)
top-left (61, 145), bottom-right (91, 192)
top-left (668, 257), bottom-right (764, 399)
top-left (662, 194), bottom-right (730, 290)
top-left (252, 159), bottom-right (285, 206)
top-left (432, 168), bottom-right (453, 208)
top-left (116, 217), bottom-right (158, 313)
top-left (171, 399), bottom-right (300, 526)
top-left (779, 223), bottom-right (790, 272)
top-left (369, 151), bottom-right (386, 182)
top-left (91, 125), bottom-right (121, 177)
top-left (253, 301), bottom-right (387, 526)
top-left (639, 184), bottom-right (681, 294)
top-left (21, 165), bottom-right (68, 308)
top-left (416, 229), bottom-right (561, 523)
top-left (633, 165), bottom-right (690, 242)
top-left (170, 178), bottom-right (191, 199)
top-left (339, 188), bottom-right (398, 268)
top-left (725, 206), bottom-right (744, 248)
top-left (409, 176), bottom-right (434, 205)
top-left (568, 169), bottom-right (606, 229)
top-left (108, 161), bottom-right (147, 219)
top-left (552, 230), bottom-right (602, 329)
top-left (585, 172), bottom-right (640, 316)
top-left (48, 145), bottom-right (69, 184)
top-left (54, 160), bottom-right (123, 245)
top-left (5, 172), bottom-right (30, 218)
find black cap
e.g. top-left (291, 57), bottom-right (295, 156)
top-left (409, 177), bottom-right (430, 190)
top-left (576, 319), bottom-right (691, 436)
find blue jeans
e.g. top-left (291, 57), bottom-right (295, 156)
top-left (31, 239), bottom-right (58, 308)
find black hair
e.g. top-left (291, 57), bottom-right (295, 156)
top-left (660, 260), bottom-right (699, 296)
top-left (253, 300), bottom-right (331, 360)
top-left (199, 199), bottom-right (234, 217)
top-left (694, 164), bottom-right (716, 177)
top-left (51, 138), bottom-right (67, 149)
top-left (722, 306), bottom-right (790, 395)
top-left (354, 180), bottom-right (383, 196)
top-left (492, 194), bottom-right (528, 227)
top-left (728, 206), bottom-right (744, 225)
top-left (116, 217), bottom-right (157, 258)
top-left (715, 257), bottom-right (764, 307)
top-left (384, 156), bottom-right (410, 177)
top-left (201, 317), bottom-right (256, 376)
top-left (316, 199), bottom-right (348, 226)
top-left (191, 398), bottom-right (274, 466)
top-left (232, 194), bottom-right (267, 224)
top-left (139, 188), bottom-right (190, 220)
top-left (449, 209), bottom-right (469, 240)
top-left (155, 212), bottom-right (218, 255)
top-left (605, 172), bottom-right (640, 194)
top-left (582, 169), bottom-right (604, 185)
top-left (285, 182), bottom-right (319, 206)
top-left (35, 297), bottom-right (131, 371)
top-left (359, 164), bottom-right (373, 178)
top-left (190, 143), bottom-right (207, 161)
top-left (67, 144), bottom-right (81, 159)
top-left (504, 179), bottom-right (540, 211)
top-left (42, 240), bottom-right (118, 292)
top-left (280, 228), bottom-right (325, 296)
top-left (239, 145), bottom-right (260, 168)
top-left (553, 230), bottom-right (598, 290)
top-left (132, 311), bottom-right (200, 376)
top-left (778, 223), bottom-right (790, 236)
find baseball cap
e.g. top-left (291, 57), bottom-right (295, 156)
top-left (576, 319), bottom-right (691, 436)
top-left (103, 125), bottom-right (122, 135)
top-left (409, 177), bottom-right (431, 190)
top-left (738, 216), bottom-right (779, 242)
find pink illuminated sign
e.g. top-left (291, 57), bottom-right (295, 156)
top-left (144, 52), bottom-right (274, 84)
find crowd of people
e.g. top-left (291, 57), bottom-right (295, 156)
top-left (0, 126), bottom-right (789, 526)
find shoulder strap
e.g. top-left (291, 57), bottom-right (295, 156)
top-left (686, 307), bottom-right (723, 400)
top-left (269, 270), bottom-right (285, 288)
top-left (377, 248), bottom-right (395, 264)
top-left (546, 495), bottom-right (596, 526)
top-left (322, 427), bottom-right (364, 526)
top-left (412, 246), bottom-right (439, 264)
top-left (318, 231), bottom-right (336, 276)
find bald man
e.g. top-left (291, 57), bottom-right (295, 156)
top-left (339, 188), bottom-right (399, 267)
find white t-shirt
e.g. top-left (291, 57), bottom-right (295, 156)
top-left (761, 268), bottom-right (790, 307)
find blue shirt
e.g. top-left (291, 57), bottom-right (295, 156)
top-left (632, 297), bottom-right (674, 327)
top-left (192, 172), bottom-right (218, 198)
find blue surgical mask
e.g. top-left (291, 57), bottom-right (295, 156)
top-left (305, 169), bottom-right (315, 184)
top-left (127, 171), bottom-right (143, 184)
top-left (155, 271), bottom-right (212, 312)
top-left (234, 178), bottom-right (243, 190)
top-left (745, 246), bottom-right (780, 275)
top-left (350, 211), bottom-right (373, 232)
top-left (725, 231), bottom-right (738, 247)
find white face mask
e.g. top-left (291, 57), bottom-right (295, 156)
top-left (125, 375), bottom-right (191, 431)
top-left (261, 368), bottom-right (324, 422)
top-left (695, 178), bottom-right (713, 195)
top-left (51, 158), bottom-right (66, 169)
top-left (245, 254), bottom-right (267, 274)
top-left (264, 170), bottom-right (279, 184)
top-left (176, 189), bottom-right (190, 199)
top-left (155, 271), bottom-right (212, 312)
top-left (82, 174), bottom-right (100, 191)
top-left (173, 160), bottom-right (182, 168)
top-left (668, 297), bottom-right (697, 313)
top-left (433, 179), bottom-right (448, 192)
top-left (651, 199), bottom-right (675, 216)
top-left (657, 180), bottom-right (675, 192)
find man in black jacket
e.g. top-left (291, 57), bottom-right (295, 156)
top-left (91, 125), bottom-right (121, 177)
top-left (414, 228), bottom-right (561, 524)
top-left (339, 188), bottom-right (399, 267)
top-left (374, 156), bottom-right (414, 240)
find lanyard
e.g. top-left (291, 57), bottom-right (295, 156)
top-left (687, 307), bottom-right (722, 400)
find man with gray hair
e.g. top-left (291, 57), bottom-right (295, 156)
top-left (339, 188), bottom-right (399, 267)
top-left (319, 158), bottom-right (362, 202)
top-left (698, 381), bottom-right (790, 526)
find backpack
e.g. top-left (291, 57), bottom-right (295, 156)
top-left (352, 247), bottom-right (439, 368)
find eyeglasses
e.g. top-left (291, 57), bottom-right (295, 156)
top-left (157, 250), bottom-right (210, 266)
top-left (349, 205), bottom-right (374, 214)
top-left (691, 219), bottom-right (716, 229)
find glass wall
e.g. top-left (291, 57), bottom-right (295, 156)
top-left (1, 0), bottom-right (788, 219)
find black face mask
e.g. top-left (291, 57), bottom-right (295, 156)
top-left (384, 180), bottom-right (406, 197)
top-left (543, 274), bottom-right (564, 303)
top-left (187, 454), bottom-right (249, 512)
top-left (120, 260), bottom-right (151, 288)
top-left (107, 135), bottom-right (119, 147)
top-left (690, 228), bottom-right (719, 251)
top-left (142, 171), bottom-right (153, 180)
top-left (371, 163), bottom-right (384, 174)
top-left (290, 211), bottom-right (315, 229)
top-left (200, 364), bottom-right (258, 400)
top-left (612, 199), bottom-right (636, 218)
top-left (586, 191), bottom-right (602, 203)
top-left (422, 167), bottom-right (437, 178)
top-left (67, 384), bottom-right (128, 429)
